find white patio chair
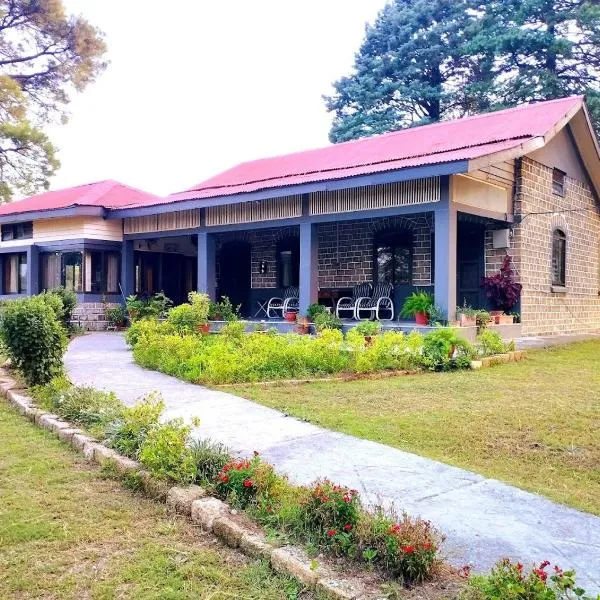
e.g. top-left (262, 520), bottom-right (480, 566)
top-left (355, 283), bottom-right (394, 321)
top-left (266, 286), bottom-right (299, 319)
top-left (336, 283), bottom-right (372, 320)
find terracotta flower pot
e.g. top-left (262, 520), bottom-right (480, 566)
top-left (197, 323), bottom-right (210, 335)
top-left (415, 311), bottom-right (429, 326)
top-left (284, 312), bottom-right (297, 323)
top-left (497, 314), bottom-right (514, 325)
top-left (459, 314), bottom-right (477, 327)
top-left (489, 310), bottom-right (503, 325)
top-left (364, 335), bottom-right (375, 346)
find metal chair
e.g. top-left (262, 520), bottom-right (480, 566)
top-left (355, 283), bottom-right (394, 321)
top-left (266, 286), bottom-right (299, 319)
top-left (336, 283), bottom-right (372, 320)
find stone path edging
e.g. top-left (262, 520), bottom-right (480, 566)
top-left (0, 372), bottom-right (387, 600)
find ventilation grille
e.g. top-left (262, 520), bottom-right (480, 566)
top-left (206, 196), bottom-right (302, 226)
top-left (310, 178), bottom-right (440, 215)
top-left (124, 209), bottom-right (201, 234)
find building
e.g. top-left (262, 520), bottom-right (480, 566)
top-left (0, 95), bottom-right (598, 336)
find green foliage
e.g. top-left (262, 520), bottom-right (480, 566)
top-left (476, 329), bottom-right (510, 357)
top-left (208, 296), bottom-right (240, 321)
top-left (0, 3), bottom-right (106, 200)
top-left (167, 303), bottom-right (202, 335)
top-left (0, 295), bottom-right (67, 385)
top-left (125, 318), bottom-right (174, 348)
top-left (313, 311), bottom-right (343, 332)
top-left (190, 438), bottom-right (233, 486)
top-left (33, 379), bottom-right (123, 436)
top-left (461, 558), bottom-right (598, 600)
top-left (47, 287), bottom-right (77, 330)
top-left (307, 303), bottom-right (327, 321)
top-left (352, 321), bottom-right (382, 336)
top-left (138, 418), bottom-right (197, 484)
top-left (104, 393), bottom-right (165, 458)
top-left (427, 304), bottom-right (447, 326)
top-left (421, 328), bottom-right (473, 371)
top-left (400, 292), bottom-right (434, 318)
top-left (104, 304), bottom-right (127, 327)
top-left (326, 1), bottom-right (600, 142)
top-left (126, 292), bottom-right (173, 322)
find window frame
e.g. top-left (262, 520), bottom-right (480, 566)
top-left (3, 252), bottom-right (28, 294)
top-left (373, 230), bottom-right (413, 287)
top-left (1, 221), bottom-right (33, 242)
top-left (551, 228), bottom-right (567, 289)
top-left (276, 236), bottom-right (300, 289)
top-left (552, 168), bottom-right (566, 197)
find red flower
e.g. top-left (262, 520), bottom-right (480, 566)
top-left (423, 542), bottom-right (433, 551)
top-left (218, 473), bottom-right (230, 483)
top-left (243, 479), bottom-right (253, 488)
top-left (402, 545), bottom-right (415, 554)
top-left (458, 565), bottom-right (471, 579)
top-left (540, 560), bottom-right (550, 569)
top-left (516, 563), bottom-right (523, 572)
top-left (388, 524), bottom-right (402, 534)
top-left (343, 524), bottom-right (352, 532)
top-left (534, 568), bottom-right (548, 582)
top-left (327, 529), bottom-right (336, 537)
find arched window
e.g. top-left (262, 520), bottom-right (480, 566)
top-left (276, 236), bottom-right (299, 288)
top-left (374, 230), bottom-right (412, 286)
top-left (552, 229), bottom-right (566, 287)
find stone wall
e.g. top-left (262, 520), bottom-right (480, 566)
top-left (515, 157), bottom-right (600, 335)
top-left (71, 302), bottom-right (121, 331)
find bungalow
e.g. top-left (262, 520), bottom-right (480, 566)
top-left (0, 95), bottom-right (599, 336)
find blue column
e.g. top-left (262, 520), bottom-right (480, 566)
top-left (299, 222), bottom-right (318, 314)
top-left (434, 177), bottom-right (457, 320)
top-left (0, 255), bottom-right (4, 296)
top-left (26, 245), bottom-right (39, 296)
top-left (120, 240), bottom-right (135, 298)
top-left (197, 232), bottom-right (216, 300)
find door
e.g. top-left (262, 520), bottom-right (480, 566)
top-left (161, 253), bottom-right (185, 305)
top-left (218, 241), bottom-right (251, 315)
top-left (456, 222), bottom-right (485, 309)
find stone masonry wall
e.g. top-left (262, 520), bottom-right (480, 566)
top-left (71, 302), bottom-right (121, 331)
top-left (516, 157), bottom-right (600, 336)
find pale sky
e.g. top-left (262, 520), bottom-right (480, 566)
top-left (49, 1), bottom-right (388, 196)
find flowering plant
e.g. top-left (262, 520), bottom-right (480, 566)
top-left (481, 255), bottom-right (522, 312)
top-left (463, 558), bottom-right (599, 600)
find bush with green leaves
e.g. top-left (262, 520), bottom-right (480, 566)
top-left (126, 292), bottom-right (172, 322)
top-left (47, 286), bottom-right (77, 329)
top-left (352, 320), bottom-right (382, 336)
top-left (475, 329), bottom-right (510, 357)
top-left (0, 295), bottom-right (68, 385)
top-left (208, 295), bottom-right (240, 321)
top-left (313, 311), bottom-right (343, 331)
top-left (138, 417), bottom-right (198, 484)
top-left (125, 318), bottom-right (174, 347)
top-left (347, 330), bottom-right (424, 373)
top-left (105, 304), bottom-right (127, 327)
top-left (307, 303), bottom-right (327, 321)
top-left (421, 328), bottom-right (473, 371)
top-left (190, 438), bottom-right (233, 486)
top-left (400, 291), bottom-right (434, 318)
top-left (104, 392), bottom-right (165, 458)
top-left (460, 558), bottom-right (597, 600)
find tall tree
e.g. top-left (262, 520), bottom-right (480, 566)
top-left (327, 0), bottom-right (600, 142)
top-left (324, 0), bottom-right (485, 143)
top-left (0, 0), bottom-right (106, 201)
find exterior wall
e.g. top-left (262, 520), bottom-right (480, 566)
top-left (516, 157), bottom-right (600, 335)
top-left (71, 302), bottom-right (121, 332)
top-left (453, 175), bottom-right (510, 214)
top-left (34, 217), bottom-right (123, 242)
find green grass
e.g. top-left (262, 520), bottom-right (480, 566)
top-left (229, 341), bottom-right (600, 515)
top-left (0, 402), bottom-right (307, 599)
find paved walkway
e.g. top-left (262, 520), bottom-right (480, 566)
top-left (65, 333), bottom-right (600, 591)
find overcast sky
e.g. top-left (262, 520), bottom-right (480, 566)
top-left (49, 1), bottom-right (388, 196)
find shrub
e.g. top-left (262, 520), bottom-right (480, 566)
top-left (220, 320), bottom-right (246, 341)
top-left (208, 296), bottom-right (240, 321)
top-left (307, 303), bottom-right (327, 321)
top-left (476, 329), bottom-right (509, 357)
top-left (168, 303), bottom-right (202, 335)
top-left (400, 291), bottom-right (434, 318)
top-left (126, 318), bottom-right (174, 348)
top-left (356, 509), bottom-right (441, 584)
top-left (348, 330), bottom-right (423, 373)
top-left (481, 255), bottom-right (522, 313)
top-left (104, 393), bottom-right (165, 458)
top-left (421, 328), bottom-right (473, 371)
top-left (353, 321), bottom-right (382, 336)
top-left (0, 295), bottom-right (68, 385)
top-left (313, 312), bottom-right (343, 331)
top-left (47, 287), bottom-right (77, 329)
top-left (461, 558), bottom-right (596, 600)
top-left (105, 304), bottom-right (127, 327)
top-left (38, 290), bottom-right (65, 323)
top-left (190, 438), bottom-right (232, 485)
top-left (126, 292), bottom-right (172, 321)
top-left (138, 418), bottom-right (197, 483)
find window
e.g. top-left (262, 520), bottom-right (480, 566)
top-left (276, 237), bottom-right (299, 288)
top-left (552, 229), bottom-right (566, 287)
top-left (374, 230), bottom-right (412, 286)
top-left (3, 253), bottom-right (27, 294)
top-left (552, 169), bottom-right (566, 196)
top-left (85, 250), bottom-right (119, 293)
top-left (41, 253), bottom-right (62, 290)
top-left (1, 222), bottom-right (32, 241)
top-left (62, 252), bottom-right (83, 292)
top-left (135, 252), bottom-right (159, 294)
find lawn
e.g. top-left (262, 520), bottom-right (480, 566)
top-left (0, 402), bottom-right (306, 599)
top-left (230, 340), bottom-right (600, 516)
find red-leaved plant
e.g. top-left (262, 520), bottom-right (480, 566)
top-left (481, 255), bottom-right (522, 312)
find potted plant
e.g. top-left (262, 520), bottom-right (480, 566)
top-left (400, 291), bottom-right (434, 325)
top-left (353, 320), bottom-right (382, 345)
top-left (456, 303), bottom-right (477, 327)
top-left (307, 303), bottom-right (326, 322)
top-left (208, 296), bottom-right (241, 321)
top-left (313, 312), bottom-right (343, 332)
top-left (187, 291), bottom-right (211, 335)
top-left (284, 310), bottom-right (297, 323)
top-left (105, 305), bottom-right (127, 330)
top-left (295, 315), bottom-right (311, 334)
top-left (481, 255), bottom-right (522, 323)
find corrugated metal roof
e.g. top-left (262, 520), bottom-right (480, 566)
top-left (0, 180), bottom-right (161, 217)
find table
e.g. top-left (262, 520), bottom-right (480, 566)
top-left (253, 300), bottom-right (269, 318)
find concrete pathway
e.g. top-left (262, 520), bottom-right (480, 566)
top-left (65, 333), bottom-right (600, 591)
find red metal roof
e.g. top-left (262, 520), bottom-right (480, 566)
top-left (0, 180), bottom-right (161, 217)
top-left (154, 95), bottom-right (583, 206)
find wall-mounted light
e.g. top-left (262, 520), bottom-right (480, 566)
top-left (259, 260), bottom-right (268, 275)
